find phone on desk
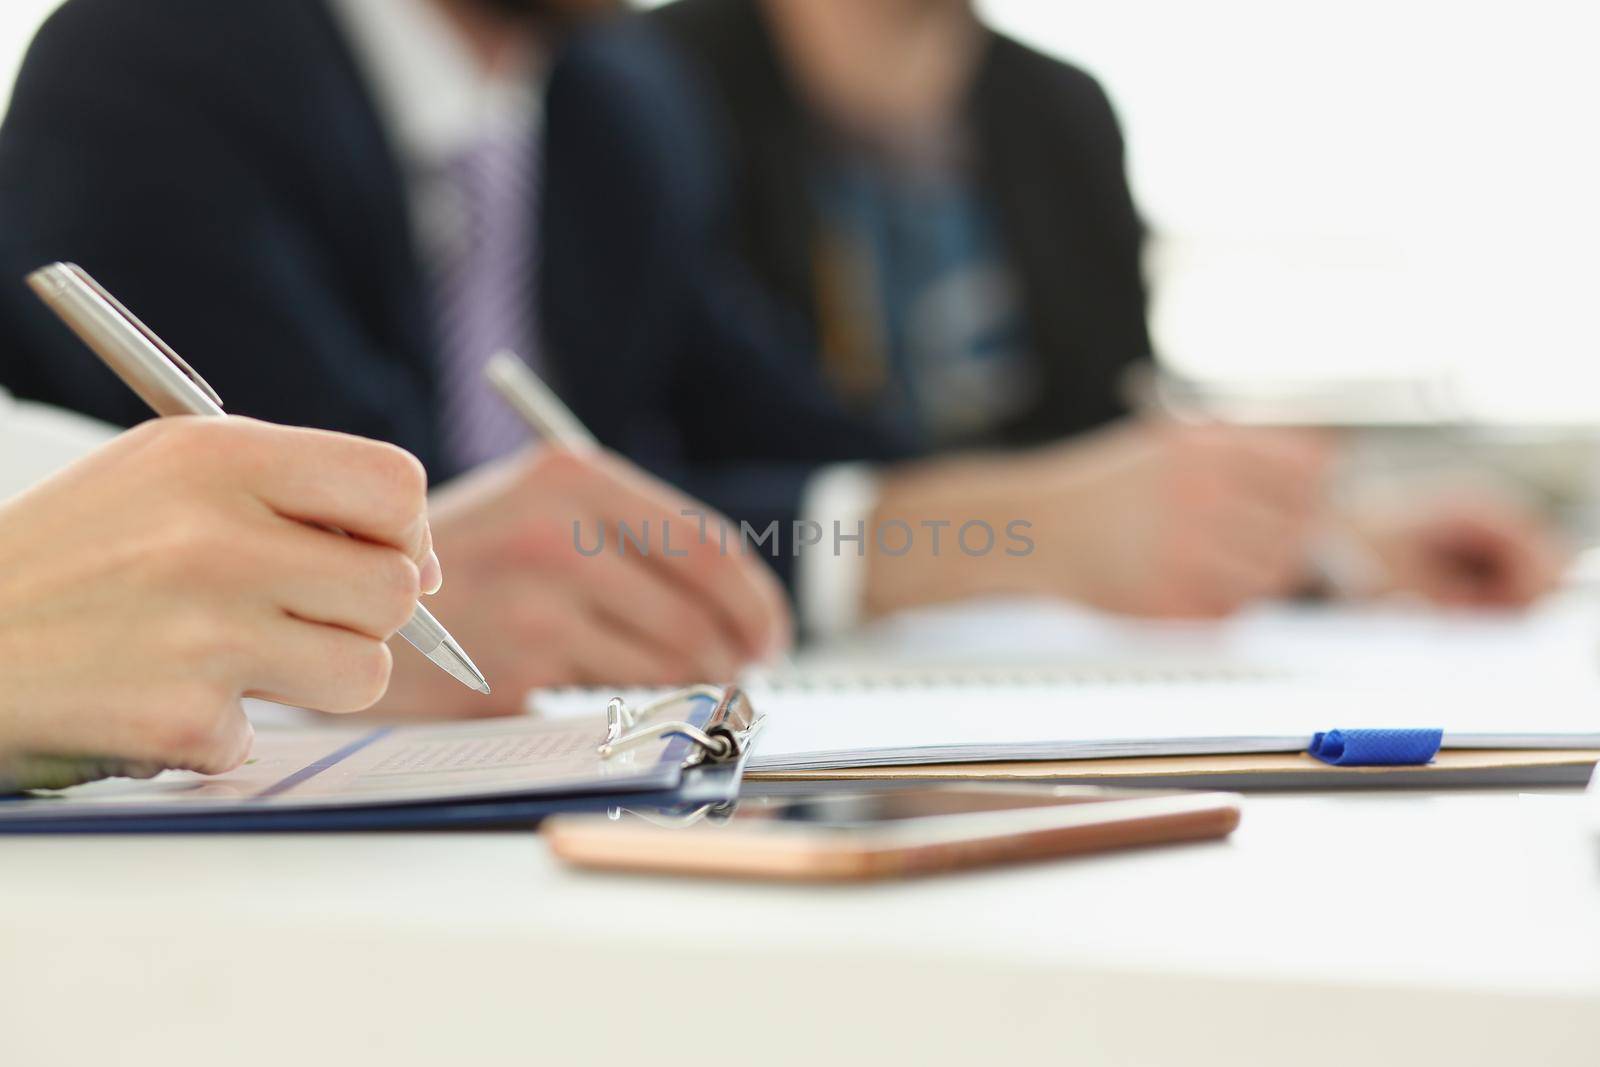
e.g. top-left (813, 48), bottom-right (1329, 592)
top-left (543, 786), bottom-right (1242, 882)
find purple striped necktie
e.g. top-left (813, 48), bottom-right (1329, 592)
top-left (427, 125), bottom-right (539, 473)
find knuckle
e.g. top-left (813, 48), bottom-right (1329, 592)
top-left (168, 604), bottom-right (252, 669)
top-left (346, 641), bottom-right (395, 711)
top-left (372, 552), bottom-right (422, 631)
top-left (380, 445), bottom-right (430, 505)
top-left (158, 519), bottom-right (249, 592)
top-left (118, 417), bottom-right (174, 454)
top-left (310, 641), bottom-right (393, 714)
top-left (170, 417), bottom-right (247, 462)
top-left (529, 447), bottom-right (590, 489)
top-left (126, 418), bottom-right (215, 472)
top-left (360, 442), bottom-right (430, 527)
top-left (155, 416), bottom-right (217, 447)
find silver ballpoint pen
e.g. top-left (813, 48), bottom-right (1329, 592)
top-left (28, 262), bottom-right (489, 695)
top-left (484, 351), bottom-right (597, 448)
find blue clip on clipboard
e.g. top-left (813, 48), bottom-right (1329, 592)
top-left (1308, 728), bottom-right (1444, 767)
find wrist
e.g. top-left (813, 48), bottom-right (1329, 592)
top-left (795, 464), bottom-right (881, 641)
top-left (862, 454), bottom-right (1039, 617)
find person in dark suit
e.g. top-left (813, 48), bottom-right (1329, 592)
top-left (657, 0), bottom-right (1148, 451)
top-left (0, 0), bottom-right (791, 713)
top-left (542, 0), bottom-right (1564, 629)
top-left (539, 2), bottom-right (1336, 632)
top-left (0, 0), bottom-right (1560, 655)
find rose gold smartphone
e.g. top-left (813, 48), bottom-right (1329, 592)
top-left (543, 786), bottom-right (1241, 882)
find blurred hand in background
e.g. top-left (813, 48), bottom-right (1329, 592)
top-left (864, 420), bottom-right (1333, 620)
top-left (371, 447), bottom-right (793, 718)
top-left (1340, 491), bottom-right (1567, 609)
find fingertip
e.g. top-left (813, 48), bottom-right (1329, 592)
top-left (421, 549), bottom-right (444, 596)
top-left (233, 717), bottom-right (257, 770)
top-left (189, 717), bottom-right (255, 777)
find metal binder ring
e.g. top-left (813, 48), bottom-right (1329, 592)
top-left (597, 686), bottom-right (758, 766)
top-left (597, 720), bottom-right (734, 762)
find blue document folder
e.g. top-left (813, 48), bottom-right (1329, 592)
top-left (0, 690), bottom-right (750, 834)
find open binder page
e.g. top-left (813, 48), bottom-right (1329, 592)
top-left (0, 713), bottom-right (697, 823)
top-left (532, 596), bottom-right (1600, 772)
top-left (744, 677), bottom-right (1600, 771)
top-left (742, 596), bottom-right (1600, 770)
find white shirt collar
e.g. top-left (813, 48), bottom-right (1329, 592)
top-left (328, 0), bottom-right (539, 169)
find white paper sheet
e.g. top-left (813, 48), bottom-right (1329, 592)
top-left (740, 595), bottom-right (1600, 769)
top-left (533, 594), bottom-right (1600, 771)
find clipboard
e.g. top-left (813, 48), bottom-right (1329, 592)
top-left (0, 687), bottom-right (762, 834)
top-left (744, 748), bottom-right (1600, 793)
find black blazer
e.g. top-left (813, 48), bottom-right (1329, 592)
top-left (539, 1), bottom-right (1154, 570)
top-left (0, 0), bottom-right (453, 474)
top-left (0, 0), bottom-right (1148, 588)
top-left (648, 0), bottom-right (1154, 445)
top-left (0, 0), bottom-right (902, 579)
top-left (538, 17), bottom-right (907, 577)
top-left (0, 0), bottom-right (890, 580)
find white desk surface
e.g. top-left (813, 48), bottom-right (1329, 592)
top-left (4, 787), bottom-right (1597, 1066)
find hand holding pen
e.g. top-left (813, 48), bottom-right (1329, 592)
top-left (28, 263), bottom-right (488, 694)
top-left (2, 264), bottom-right (489, 792)
top-left (357, 351), bottom-right (792, 718)
top-left (0, 416), bottom-right (451, 790)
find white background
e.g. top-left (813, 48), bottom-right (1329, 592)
top-left (3, 1), bottom-right (1597, 417)
top-left (979, 0), bottom-right (1600, 420)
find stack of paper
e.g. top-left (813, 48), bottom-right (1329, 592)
top-left (532, 594), bottom-right (1600, 774)
top-left (743, 675), bottom-right (1600, 771)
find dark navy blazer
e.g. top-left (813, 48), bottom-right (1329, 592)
top-left (0, 0), bottom-right (1144, 585)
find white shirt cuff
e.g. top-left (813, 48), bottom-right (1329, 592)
top-left (0, 390), bottom-right (118, 501)
top-left (795, 462), bottom-right (881, 641)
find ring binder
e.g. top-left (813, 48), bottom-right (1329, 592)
top-left (599, 685), bottom-right (763, 767)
